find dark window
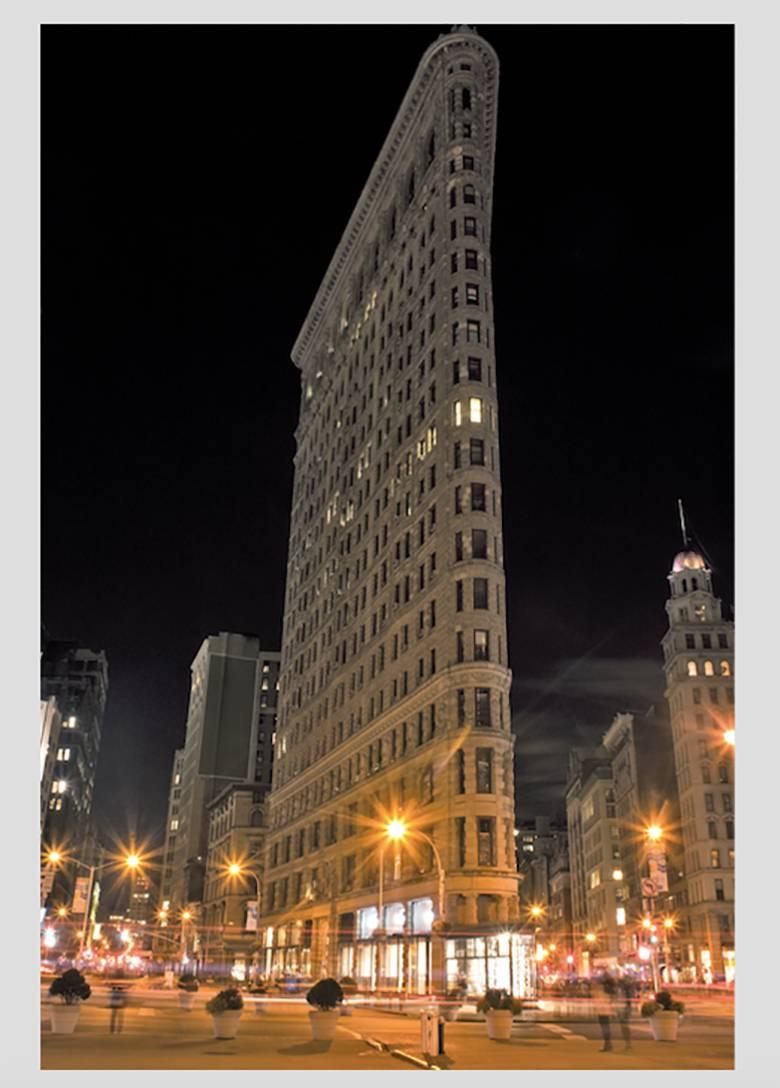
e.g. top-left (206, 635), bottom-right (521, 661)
top-left (455, 532), bottom-right (464, 561)
top-left (457, 750), bottom-right (465, 793)
top-left (465, 249), bottom-right (478, 270)
top-left (477, 817), bottom-right (495, 865)
top-left (457, 689), bottom-right (466, 727)
top-left (705, 793), bottom-right (714, 812)
top-left (715, 878), bottom-right (725, 901)
top-left (475, 688), bottom-right (491, 728)
top-left (449, 188), bottom-right (457, 209)
top-left (725, 818), bottom-right (734, 839)
top-left (718, 763), bottom-right (729, 784)
top-left (708, 821), bottom-right (718, 839)
top-left (462, 87), bottom-right (472, 110)
top-left (685, 634), bottom-right (696, 649)
top-left (457, 817), bottom-right (466, 866)
top-left (456, 630), bottom-right (465, 663)
top-left (467, 356), bottom-right (482, 381)
top-left (450, 220), bottom-right (457, 240)
top-left (456, 580), bottom-right (464, 612)
top-left (473, 577), bottom-right (489, 608)
top-left (464, 217), bottom-right (478, 237)
top-left (476, 748), bottom-right (493, 792)
top-left (463, 184), bottom-right (476, 205)
top-left (471, 483), bottom-right (486, 511)
top-left (702, 634), bottom-right (712, 649)
top-left (451, 286), bottom-right (459, 308)
top-left (466, 283), bottom-right (479, 305)
top-left (470, 438), bottom-right (485, 465)
top-left (718, 633), bottom-right (729, 649)
top-left (463, 155), bottom-right (474, 171)
top-left (472, 530), bottom-right (488, 560)
top-left (450, 252), bottom-right (458, 273)
top-left (454, 486), bottom-right (463, 514)
top-left (453, 441), bottom-right (462, 468)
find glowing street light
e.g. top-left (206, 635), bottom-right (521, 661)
top-left (646, 825), bottom-right (663, 843)
top-left (529, 905), bottom-right (545, 920)
top-left (56, 906), bottom-right (68, 918)
top-left (386, 819), bottom-right (407, 841)
top-left (723, 728), bottom-right (735, 747)
top-left (46, 848), bottom-right (142, 959)
top-left (585, 932), bottom-right (596, 944)
top-left (43, 929), bottom-right (57, 949)
top-left (612, 869), bottom-right (623, 882)
top-left (226, 860), bottom-right (262, 940)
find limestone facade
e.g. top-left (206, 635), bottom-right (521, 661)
top-left (261, 29), bottom-right (526, 995)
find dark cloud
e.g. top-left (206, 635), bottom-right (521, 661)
top-left (512, 656), bottom-right (665, 819)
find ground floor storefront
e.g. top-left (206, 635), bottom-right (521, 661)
top-left (260, 895), bottom-right (535, 997)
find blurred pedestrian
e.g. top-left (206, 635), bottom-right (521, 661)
top-left (596, 972), bottom-right (617, 1052)
top-left (108, 984), bottom-right (127, 1033)
top-left (617, 976), bottom-right (636, 1050)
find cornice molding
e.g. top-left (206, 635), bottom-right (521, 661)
top-left (291, 29), bottom-right (499, 373)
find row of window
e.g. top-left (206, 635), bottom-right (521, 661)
top-left (691, 686), bottom-right (734, 705)
top-left (685, 633), bottom-right (729, 650)
top-left (685, 659), bottom-right (732, 677)
top-left (271, 686), bottom-right (502, 817)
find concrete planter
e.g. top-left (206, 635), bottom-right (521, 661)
top-left (49, 1004), bottom-right (81, 1034)
top-left (485, 1009), bottom-right (514, 1040)
top-left (309, 1009), bottom-right (340, 1041)
top-left (178, 991), bottom-right (196, 1010)
top-left (649, 1010), bottom-right (681, 1041)
top-left (210, 1009), bottom-right (242, 1039)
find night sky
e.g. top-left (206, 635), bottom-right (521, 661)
top-left (42, 24), bottom-right (734, 870)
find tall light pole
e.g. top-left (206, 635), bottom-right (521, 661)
top-left (380, 819), bottom-right (447, 996)
top-left (228, 862), bottom-right (262, 979)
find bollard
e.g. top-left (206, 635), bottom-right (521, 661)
top-left (421, 1006), bottom-right (443, 1056)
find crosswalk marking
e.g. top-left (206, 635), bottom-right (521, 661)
top-left (539, 1022), bottom-right (588, 1042)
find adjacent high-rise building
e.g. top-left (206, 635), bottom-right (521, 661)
top-left (260, 28), bottom-right (529, 998)
top-left (159, 747), bottom-right (185, 912)
top-left (662, 543), bottom-right (735, 982)
top-left (170, 633), bottom-right (279, 909)
top-left (40, 696), bottom-right (62, 835)
top-left (40, 640), bottom-right (109, 905)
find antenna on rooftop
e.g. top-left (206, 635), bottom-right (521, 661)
top-left (677, 499), bottom-right (689, 548)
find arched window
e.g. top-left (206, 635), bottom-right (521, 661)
top-left (704, 660), bottom-right (715, 677)
top-left (720, 660), bottom-right (731, 677)
top-left (251, 809), bottom-right (264, 827)
top-left (687, 660), bottom-right (698, 677)
top-left (682, 578), bottom-right (688, 593)
top-left (692, 577), bottom-right (699, 591)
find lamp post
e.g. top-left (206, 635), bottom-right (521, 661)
top-left (228, 862), bottom-right (262, 979)
top-left (46, 849), bottom-right (139, 960)
top-left (380, 819), bottom-right (447, 995)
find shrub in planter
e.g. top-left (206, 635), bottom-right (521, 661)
top-left (306, 978), bottom-right (344, 1041)
top-left (339, 976), bottom-right (358, 995)
top-left (641, 990), bottom-right (685, 1042)
top-left (205, 988), bottom-right (243, 1039)
top-left (476, 989), bottom-right (523, 1040)
top-left (177, 973), bottom-right (199, 1009)
top-left (49, 969), bottom-right (91, 1034)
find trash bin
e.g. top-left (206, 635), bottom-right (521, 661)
top-left (421, 1006), bottom-right (443, 1056)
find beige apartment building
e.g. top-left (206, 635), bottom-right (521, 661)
top-left (260, 28), bottom-right (531, 997)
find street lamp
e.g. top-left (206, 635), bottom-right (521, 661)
top-left (227, 861), bottom-right (262, 974)
top-left (723, 728), bottom-right (735, 747)
top-left (645, 825), bottom-right (663, 843)
top-left (46, 849), bottom-right (140, 960)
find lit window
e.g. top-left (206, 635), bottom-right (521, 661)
top-left (687, 660), bottom-right (698, 677)
top-left (704, 660), bottom-right (715, 677)
top-left (454, 401), bottom-right (463, 426)
top-left (170, 819), bottom-right (179, 831)
top-left (720, 660), bottom-right (731, 676)
top-left (474, 630), bottom-right (489, 660)
top-left (469, 397), bottom-right (482, 423)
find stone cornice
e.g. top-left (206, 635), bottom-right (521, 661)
top-left (291, 28), bottom-right (499, 373)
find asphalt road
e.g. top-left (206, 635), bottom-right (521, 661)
top-left (41, 992), bottom-right (734, 1071)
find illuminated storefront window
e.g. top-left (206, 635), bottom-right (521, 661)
top-left (445, 933), bottom-right (534, 998)
top-left (384, 902), bottom-right (406, 935)
top-left (410, 897), bottom-right (434, 933)
top-left (358, 906), bottom-right (379, 939)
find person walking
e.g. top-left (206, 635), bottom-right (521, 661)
top-left (617, 976), bottom-right (636, 1050)
top-left (108, 984), bottom-right (127, 1033)
top-left (596, 972), bottom-right (617, 1052)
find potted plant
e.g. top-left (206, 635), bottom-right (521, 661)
top-left (177, 973), bottom-right (199, 1010)
top-left (48, 968), bottom-right (91, 1033)
top-left (306, 978), bottom-right (344, 1041)
top-left (476, 988), bottom-right (523, 1040)
top-left (641, 989), bottom-right (685, 1041)
top-left (339, 976), bottom-right (358, 996)
top-left (205, 987), bottom-right (243, 1039)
